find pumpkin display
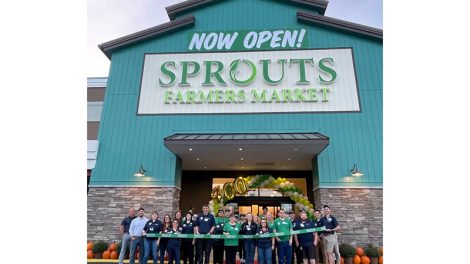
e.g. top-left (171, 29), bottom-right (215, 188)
top-left (102, 250), bottom-right (111, 259)
top-left (356, 247), bottom-right (364, 256)
top-left (87, 242), bottom-right (93, 251)
top-left (87, 250), bottom-right (94, 259)
top-left (378, 256), bottom-right (383, 264)
top-left (353, 255), bottom-right (361, 264)
top-left (361, 256), bottom-right (370, 264)
top-left (108, 243), bottom-right (117, 252)
top-left (110, 251), bottom-right (119, 259)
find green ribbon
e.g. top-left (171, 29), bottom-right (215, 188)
top-left (145, 227), bottom-right (325, 239)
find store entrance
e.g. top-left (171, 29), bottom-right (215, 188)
top-left (230, 196), bottom-right (294, 218)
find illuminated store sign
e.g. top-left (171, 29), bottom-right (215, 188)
top-left (138, 48), bottom-right (359, 114)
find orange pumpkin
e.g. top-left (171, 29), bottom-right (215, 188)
top-left (356, 247), bottom-right (364, 256)
top-left (108, 243), bottom-right (117, 252)
top-left (379, 256), bottom-right (383, 264)
top-left (353, 255), bottom-right (361, 264)
top-left (87, 250), bottom-right (94, 259)
top-left (110, 251), bottom-right (119, 259)
top-left (361, 256), bottom-right (370, 264)
top-left (87, 242), bottom-right (93, 251)
top-left (102, 250), bottom-right (111, 259)
top-left (340, 256), bottom-right (345, 264)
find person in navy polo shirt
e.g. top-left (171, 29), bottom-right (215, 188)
top-left (181, 211), bottom-right (195, 264)
top-left (290, 211), bottom-right (302, 264)
top-left (167, 219), bottom-right (183, 264)
top-left (313, 210), bottom-right (326, 264)
top-left (194, 204), bottom-right (215, 264)
top-left (142, 211), bottom-right (162, 264)
top-left (320, 205), bottom-right (340, 264)
top-left (256, 218), bottom-right (274, 264)
top-left (294, 211), bottom-right (318, 264)
top-left (118, 208), bottom-right (136, 264)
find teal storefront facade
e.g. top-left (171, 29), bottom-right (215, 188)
top-left (87, 0), bottom-right (382, 247)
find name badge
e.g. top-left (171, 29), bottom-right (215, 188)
top-left (247, 227), bottom-right (251, 231)
top-left (204, 218), bottom-right (209, 222)
top-left (300, 223), bottom-right (305, 227)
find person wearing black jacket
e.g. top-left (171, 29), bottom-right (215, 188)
top-left (142, 211), bottom-right (162, 264)
top-left (181, 212), bottom-right (195, 264)
top-left (240, 212), bottom-right (258, 264)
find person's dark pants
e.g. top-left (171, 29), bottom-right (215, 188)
top-left (130, 236), bottom-right (145, 264)
top-left (181, 239), bottom-right (194, 264)
top-left (194, 241), bottom-right (199, 264)
top-left (277, 240), bottom-right (292, 264)
top-left (143, 238), bottom-right (158, 264)
top-left (238, 240), bottom-right (245, 261)
top-left (272, 240), bottom-right (277, 264)
top-left (168, 244), bottom-right (181, 264)
top-left (212, 240), bottom-right (224, 264)
top-left (244, 240), bottom-right (256, 264)
top-left (291, 244), bottom-right (302, 264)
top-left (159, 241), bottom-right (168, 264)
top-left (225, 245), bottom-right (238, 264)
top-left (258, 246), bottom-right (273, 264)
top-left (197, 239), bottom-right (212, 264)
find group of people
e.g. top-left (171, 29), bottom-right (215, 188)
top-left (117, 204), bottom-right (340, 264)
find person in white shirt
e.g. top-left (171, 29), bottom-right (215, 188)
top-left (129, 207), bottom-right (149, 264)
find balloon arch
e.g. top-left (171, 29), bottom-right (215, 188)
top-left (208, 174), bottom-right (315, 219)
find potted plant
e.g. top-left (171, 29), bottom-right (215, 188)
top-left (365, 244), bottom-right (380, 264)
top-left (339, 243), bottom-right (356, 264)
top-left (92, 240), bottom-right (108, 259)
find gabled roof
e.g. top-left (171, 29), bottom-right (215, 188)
top-left (99, 0), bottom-right (382, 59)
top-left (99, 16), bottom-right (195, 59)
top-left (297, 11), bottom-right (383, 41)
top-left (166, 0), bottom-right (329, 20)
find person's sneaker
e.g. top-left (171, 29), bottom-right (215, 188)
top-left (240, 259), bottom-right (245, 263)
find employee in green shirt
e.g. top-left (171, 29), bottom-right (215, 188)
top-left (223, 215), bottom-right (241, 264)
top-left (273, 209), bottom-right (293, 264)
top-left (266, 212), bottom-right (277, 264)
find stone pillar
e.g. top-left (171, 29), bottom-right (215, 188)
top-left (313, 188), bottom-right (383, 247)
top-left (87, 186), bottom-right (180, 242)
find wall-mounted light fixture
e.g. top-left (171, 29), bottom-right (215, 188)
top-left (350, 164), bottom-right (363, 177)
top-left (133, 165), bottom-right (146, 177)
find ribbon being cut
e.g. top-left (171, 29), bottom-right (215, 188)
top-left (145, 226), bottom-right (325, 239)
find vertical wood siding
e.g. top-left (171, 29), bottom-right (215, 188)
top-left (91, 0), bottom-right (382, 188)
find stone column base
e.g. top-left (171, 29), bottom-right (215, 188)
top-left (87, 186), bottom-right (180, 242)
top-left (313, 188), bottom-right (383, 247)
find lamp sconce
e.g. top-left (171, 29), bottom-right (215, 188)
top-left (350, 164), bottom-right (363, 177)
top-left (133, 165), bottom-right (146, 177)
